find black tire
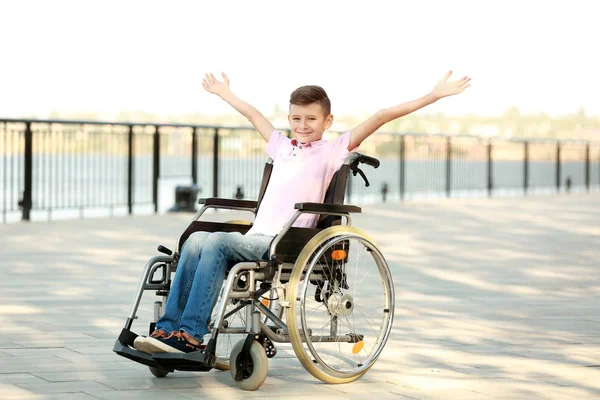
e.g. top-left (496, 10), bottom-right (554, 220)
top-left (149, 366), bottom-right (169, 378)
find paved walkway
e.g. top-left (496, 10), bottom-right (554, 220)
top-left (1, 193), bottom-right (599, 399)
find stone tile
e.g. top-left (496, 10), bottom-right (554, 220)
top-left (100, 375), bottom-right (231, 391)
top-left (391, 388), bottom-right (492, 399)
top-left (0, 356), bottom-right (73, 367)
top-left (1, 348), bottom-right (82, 358)
top-left (1, 194), bottom-right (600, 398)
top-left (0, 374), bottom-right (48, 385)
top-left (0, 383), bottom-right (35, 396)
top-left (0, 361), bottom-right (133, 374)
top-left (63, 343), bottom-right (120, 355)
top-left (54, 353), bottom-right (123, 364)
top-left (85, 389), bottom-right (189, 400)
top-left (403, 376), bottom-right (594, 400)
top-left (0, 342), bottom-right (23, 349)
top-left (32, 368), bottom-right (156, 383)
top-left (2, 394), bottom-right (97, 400)
top-left (0, 332), bottom-right (96, 341)
top-left (16, 381), bottom-right (112, 395)
top-left (327, 380), bottom-right (424, 395)
top-left (15, 339), bottom-right (116, 350)
top-left (170, 375), bottom-right (344, 398)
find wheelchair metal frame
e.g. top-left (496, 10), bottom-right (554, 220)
top-left (113, 152), bottom-right (394, 389)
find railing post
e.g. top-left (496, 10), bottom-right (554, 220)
top-left (152, 125), bottom-right (159, 213)
top-left (213, 128), bottom-right (219, 198)
top-left (585, 142), bottom-right (590, 192)
top-left (191, 127), bottom-right (198, 185)
top-left (127, 124), bottom-right (134, 215)
top-left (556, 142), bottom-right (561, 193)
top-left (21, 121), bottom-right (33, 221)
top-left (446, 136), bottom-right (451, 197)
top-left (523, 141), bottom-right (529, 195)
top-left (487, 140), bottom-right (493, 197)
top-left (399, 135), bottom-right (405, 201)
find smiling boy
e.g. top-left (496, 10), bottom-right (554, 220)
top-left (134, 71), bottom-right (470, 354)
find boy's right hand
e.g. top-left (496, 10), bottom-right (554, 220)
top-left (202, 72), bottom-right (231, 97)
top-left (202, 72), bottom-right (274, 142)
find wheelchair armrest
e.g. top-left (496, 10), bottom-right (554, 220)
top-left (294, 202), bottom-right (361, 214)
top-left (198, 198), bottom-right (258, 210)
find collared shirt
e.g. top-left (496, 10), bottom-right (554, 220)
top-left (246, 130), bottom-right (354, 237)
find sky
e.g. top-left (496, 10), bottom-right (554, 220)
top-left (1, 0), bottom-right (599, 120)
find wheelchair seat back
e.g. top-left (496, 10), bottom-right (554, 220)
top-left (178, 156), bottom-right (354, 266)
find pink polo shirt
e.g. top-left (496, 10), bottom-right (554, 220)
top-left (246, 130), bottom-right (354, 236)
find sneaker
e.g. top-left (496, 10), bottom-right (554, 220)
top-left (133, 329), bottom-right (170, 353)
top-left (137, 331), bottom-right (205, 354)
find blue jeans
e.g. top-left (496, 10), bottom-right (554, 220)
top-left (156, 231), bottom-right (272, 343)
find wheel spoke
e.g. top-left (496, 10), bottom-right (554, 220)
top-left (355, 307), bottom-right (382, 339)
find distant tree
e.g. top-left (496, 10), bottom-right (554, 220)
top-left (503, 106), bottom-right (521, 122)
top-left (575, 106), bottom-right (587, 128)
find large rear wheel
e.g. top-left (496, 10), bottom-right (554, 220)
top-left (287, 226), bottom-right (395, 383)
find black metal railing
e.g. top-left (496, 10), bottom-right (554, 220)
top-left (1, 118), bottom-right (599, 223)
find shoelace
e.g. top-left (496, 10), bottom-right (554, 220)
top-left (150, 330), bottom-right (169, 339)
top-left (160, 331), bottom-right (204, 351)
top-left (160, 331), bottom-right (183, 341)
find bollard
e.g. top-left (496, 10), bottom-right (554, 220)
top-left (234, 185), bottom-right (245, 200)
top-left (169, 184), bottom-right (201, 212)
top-left (381, 182), bottom-right (389, 203)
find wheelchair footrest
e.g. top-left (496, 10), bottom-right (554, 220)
top-left (113, 339), bottom-right (174, 372)
top-left (113, 329), bottom-right (213, 372)
top-left (152, 351), bottom-right (213, 372)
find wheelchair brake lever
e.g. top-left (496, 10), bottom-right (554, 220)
top-left (352, 167), bottom-right (370, 187)
top-left (157, 245), bottom-right (173, 255)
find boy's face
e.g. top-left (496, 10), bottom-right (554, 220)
top-left (288, 103), bottom-right (333, 144)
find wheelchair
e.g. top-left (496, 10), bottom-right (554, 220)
top-left (113, 152), bottom-right (395, 391)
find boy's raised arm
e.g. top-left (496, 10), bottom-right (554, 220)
top-left (203, 73), bottom-right (275, 142)
top-left (348, 71), bottom-right (471, 150)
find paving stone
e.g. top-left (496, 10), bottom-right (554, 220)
top-left (0, 374), bottom-right (48, 385)
top-left (1, 394), bottom-right (97, 400)
top-left (1, 194), bottom-right (599, 399)
top-left (15, 380), bottom-right (112, 395)
top-left (85, 389), bottom-right (191, 399)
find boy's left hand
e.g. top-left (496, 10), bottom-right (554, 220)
top-left (431, 71), bottom-right (471, 100)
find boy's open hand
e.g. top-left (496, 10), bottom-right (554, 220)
top-left (203, 72), bottom-right (230, 96)
top-left (431, 71), bottom-right (471, 100)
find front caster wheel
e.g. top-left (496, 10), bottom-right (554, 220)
top-left (148, 366), bottom-right (169, 378)
top-left (229, 339), bottom-right (268, 391)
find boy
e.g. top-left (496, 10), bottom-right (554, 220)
top-left (134, 71), bottom-right (470, 354)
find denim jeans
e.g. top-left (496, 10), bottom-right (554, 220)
top-left (156, 231), bottom-right (272, 342)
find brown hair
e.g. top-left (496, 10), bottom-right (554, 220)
top-left (289, 85), bottom-right (331, 116)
